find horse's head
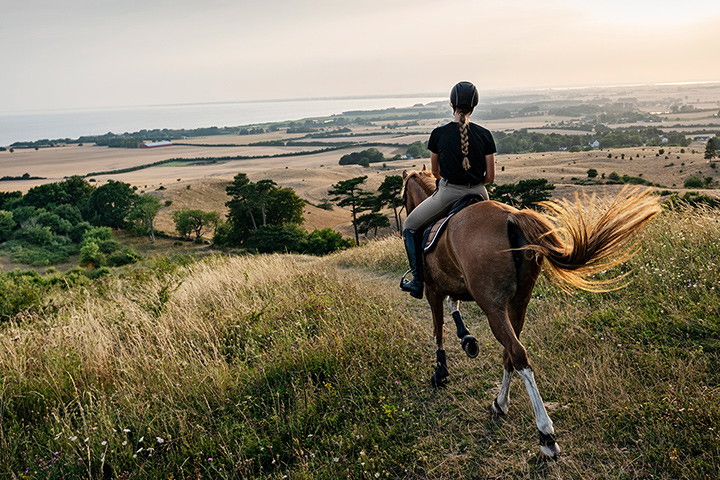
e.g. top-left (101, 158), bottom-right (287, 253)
top-left (402, 164), bottom-right (436, 213)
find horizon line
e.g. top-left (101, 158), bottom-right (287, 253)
top-left (5, 79), bottom-right (720, 115)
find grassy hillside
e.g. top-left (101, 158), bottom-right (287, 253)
top-left (0, 205), bottom-right (718, 479)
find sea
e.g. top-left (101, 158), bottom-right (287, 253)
top-left (0, 95), bottom-right (445, 147)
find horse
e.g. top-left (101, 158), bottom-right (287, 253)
top-left (402, 166), bottom-right (661, 459)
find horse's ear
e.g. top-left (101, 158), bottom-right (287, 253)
top-left (421, 164), bottom-right (428, 172)
top-left (402, 170), bottom-right (409, 179)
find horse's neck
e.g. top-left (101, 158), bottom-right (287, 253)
top-left (411, 178), bottom-right (434, 208)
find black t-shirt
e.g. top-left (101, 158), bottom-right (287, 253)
top-left (427, 122), bottom-right (496, 185)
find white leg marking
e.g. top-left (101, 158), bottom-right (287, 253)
top-left (516, 368), bottom-right (554, 434)
top-left (434, 336), bottom-right (444, 351)
top-left (517, 368), bottom-right (560, 457)
top-left (446, 297), bottom-right (459, 314)
top-left (493, 368), bottom-right (513, 414)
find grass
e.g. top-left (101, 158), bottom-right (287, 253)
top-left (0, 206), bottom-right (718, 478)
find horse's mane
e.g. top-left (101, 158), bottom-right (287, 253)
top-left (403, 167), bottom-right (436, 196)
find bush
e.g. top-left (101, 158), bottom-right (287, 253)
top-left (0, 271), bottom-right (48, 321)
top-left (243, 224), bottom-right (308, 253)
top-left (107, 247), bottom-right (141, 266)
top-left (82, 226), bottom-right (114, 243)
top-left (80, 241), bottom-right (104, 267)
top-left (69, 221), bottom-right (92, 243)
top-left (36, 211), bottom-right (72, 235)
top-left (0, 210), bottom-right (15, 242)
top-left (18, 224), bottom-right (53, 246)
top-left (306, 228), bottom-right (351, 255)
top-left (684, 176), bottom-right (704, 189)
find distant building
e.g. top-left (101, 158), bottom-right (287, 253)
top-left (589, 140), bottom-right (600, 148)
top-left (139, 141), bottom-right (173, 148)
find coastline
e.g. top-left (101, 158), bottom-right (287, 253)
top-left (0, 95), bottom-right (445, 147)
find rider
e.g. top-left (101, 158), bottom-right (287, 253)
top-left (400, 81), bottom-right (497, 298)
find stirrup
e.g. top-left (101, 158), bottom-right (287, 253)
top-left (399, 270), bottom-right (423, 299)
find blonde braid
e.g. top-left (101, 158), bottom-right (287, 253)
top-left (458, 111), bottom-right (471, 170)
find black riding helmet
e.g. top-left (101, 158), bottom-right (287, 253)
top-left (450, 81), bottom-right (479, 109)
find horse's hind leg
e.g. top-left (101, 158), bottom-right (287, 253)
top-left (485, 308), bottom-right (560, 459)
top-left (447, 298), bottom-right (479, 358)
top-left (492, 350), bottom-right (513, 416)
top-left (428, 289), bottom-right (448, 387)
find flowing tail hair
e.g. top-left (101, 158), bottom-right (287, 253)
top-left (508, 187), bottom-right (662, 292)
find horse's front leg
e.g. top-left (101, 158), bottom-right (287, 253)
top-left (427, 289), bottom-right (448, 387)
top-left (447, 298), bottom-right (479, 358)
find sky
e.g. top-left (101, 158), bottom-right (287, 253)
top-left (2, 0), bottom-right (720, 113)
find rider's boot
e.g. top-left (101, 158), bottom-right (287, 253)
top-left (400, 228), bottom-right (424, 299)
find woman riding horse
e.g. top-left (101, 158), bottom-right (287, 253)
top-left (401, 81), bottom-right (497, 299)
top-left (399, 82), bottom-right (661, 459)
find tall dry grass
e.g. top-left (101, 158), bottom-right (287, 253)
top-left (0, 205), bottom-right (718, 479)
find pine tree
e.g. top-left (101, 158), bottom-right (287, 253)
top-left (328, 176), bottom-right (372, 245)
top-left (377, 175), bottom-right (404, 231)
top-left (704, 138), bottom-right (717, 161)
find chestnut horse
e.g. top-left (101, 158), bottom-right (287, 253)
top-left (402, 166), bottom-right (660, 458)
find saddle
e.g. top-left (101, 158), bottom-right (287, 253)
top-left (422, 194), bottom-right (485, 254)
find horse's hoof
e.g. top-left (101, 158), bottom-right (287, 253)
top-left (491, 398), bottom-right (507, 416)
top-left (539, 431), bottom-right (560, 460)
top-left (540, 443), bottom-right (561, 460)
top-left (461, 335), bottom-right (479, 358)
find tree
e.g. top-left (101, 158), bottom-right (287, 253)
top-left (173, 209), bottom-right (220, 243)
top-left (377, 175), bottom-right (404, 231)
top-left (587, 168), bottom-right (598, 179)
top-left (268, 188), bottom-right (304, 225)
top-left (223, 173), bottom-right (305, 245)
top-left (356, 212), bottom-right (390, 238)
top-left (87, 180), bottom-right (138, 229)
top-left (328, 176), bottom-right (372, 245)
top-left (704, 138), bottom-right (717, 161)
top-left (21, 176), bottom-right (95, 213)
top-left (338, 148), bottom-right (385, 165)
top-left (0, 191), bottom-right (22, 211)
top-left (489, 179), bottom-right (555, 209)
top-left (406, 141), bottom-right (431, 159)
top-left (127, 194), bottom-right (162, 242)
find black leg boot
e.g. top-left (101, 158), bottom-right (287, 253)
top-left (400, 229), bottom-right (424, 299)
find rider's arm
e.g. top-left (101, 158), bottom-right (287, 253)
top-left (484, 154), bottom-right (495, 184)
top-left (431, 152), bottom-right (441, 179)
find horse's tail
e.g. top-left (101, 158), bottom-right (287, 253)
top-left (507, 187), bottom-right (661, 292)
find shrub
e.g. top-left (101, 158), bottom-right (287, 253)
top-left (0, 210), bottom-right (15, 242)
top-left (306, 228), bottom-right (351, 255)
top-left (69, 221), bottom-right (92, 243)
top-left (243, 224), bottom-right (308, 253)
top-left (684, 176), bottom-right (704, 189)
top-left (18, 224), bottom-right (53, 246)
top-left (0, 271), bottom-right (47, 321)
top-left (80, 241), bottom-right (104, 267)
top-left (107, 247), bottom-right (141, 266)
